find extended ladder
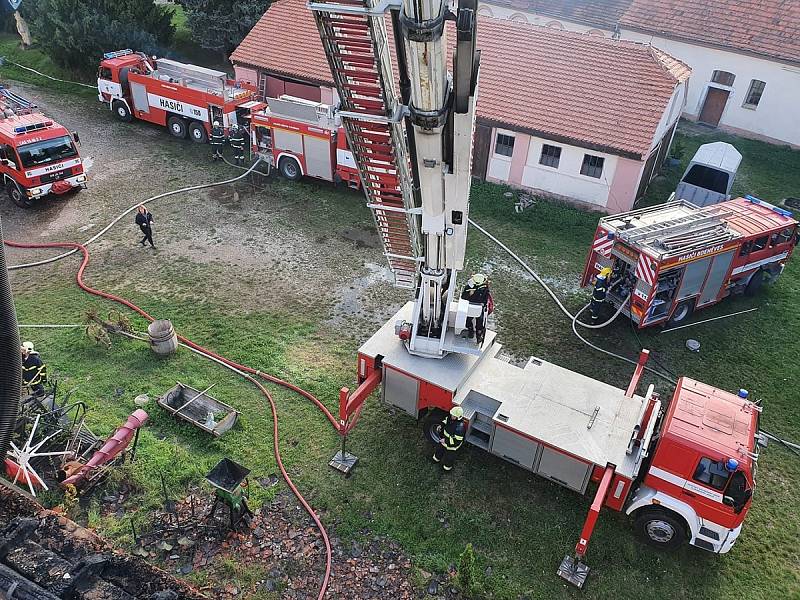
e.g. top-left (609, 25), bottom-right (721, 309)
top-left (310, 0), bottom-right (421, 289)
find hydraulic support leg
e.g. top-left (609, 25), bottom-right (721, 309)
top-left (557, 465), bottom-right (615, 589)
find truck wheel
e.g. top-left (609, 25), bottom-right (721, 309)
top-left (745, 269), bottom-right (764, 296)
top-left (6, 181), bottom-right (32, 208)
top-left (112, 100), bottom-right (132, 122)
top-left (668, 300), bottom-right (694, 325)
top-left (279, 156), bottom-right (302, 181)
top-left (188, 121), bottom-right (208, 144)
top-left (634, 508), bottom-right (686, 551)
top-left (167, 116), bottom-right (188, 139)
top-left (423, 410), bottom-right (448, 444)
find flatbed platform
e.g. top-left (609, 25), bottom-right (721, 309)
top-left (360, 303), bottom-right (647, 486)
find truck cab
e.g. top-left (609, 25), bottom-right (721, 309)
top-left (627, 378), bottom-right (758, 553)
top-left (0, 88), bottom-right (86, 208)
top-left (97, 50), bottom-right (154, 119)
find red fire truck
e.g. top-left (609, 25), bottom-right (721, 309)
top-left (581, 196), bottom-right (798, 327)
top-left (0, 86), bottom-right (86, 208)
top-left (341, 309), bottom-right (760, 586)
top-left (250, 95), bottom-right (360, 187)
top-left (97, 50), bottom-right (260, 142)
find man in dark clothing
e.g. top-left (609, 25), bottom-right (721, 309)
top-left (135, 205), bottom-right (155, 248)
top-left (21, 342), bottom-right (46, 396)
top-left (433, 406), bottom-right (467, 471)
top-left (229, 125), bottom-right (247, 165)
top-left (210, 121), bottom-right (225, 160)
top-left (461, 273), bottom-right (492, 344)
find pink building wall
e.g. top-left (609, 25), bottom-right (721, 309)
top-left (234, 66), bottom-right (258, 86)
top-left (508, 132), bottom-right (530, 183)
top-left (607, 158), bottom-right (646, 213)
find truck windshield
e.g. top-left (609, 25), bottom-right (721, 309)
top-left (18, 136), bottom-right (78, 168)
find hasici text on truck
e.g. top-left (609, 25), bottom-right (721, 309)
top-left (97, 50), bottom-right (260, 143)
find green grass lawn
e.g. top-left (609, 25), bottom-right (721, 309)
top-left (3, 53), bottom-right (800, 599)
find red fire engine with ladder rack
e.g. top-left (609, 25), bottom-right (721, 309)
top-left (249, 94), bottom-right (361, 188)
top-left (581, 196), bottom-right (798, 328)
top-left (97, 49), bottom-right (263, 142)
top-left (306, 0), bottom-right (766, 588)
top-left (0, 85), bottom-right (86, 208)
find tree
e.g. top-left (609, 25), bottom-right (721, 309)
top-left (20, 0), bottom-right (175, 73)
top-left (178, 0), bottom-right (270, 60)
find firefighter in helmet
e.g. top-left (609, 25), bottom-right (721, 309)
top-left (433, 406), bottom-right (467, 471)
top-left (461, 273), bottom-right (492, 344)
top-left (210, 121), bottom-right (225, 160)
top-left (20, 341), bottom-right (47, 396)
top-left (589, 267), bottom-right (612, 323)
top-left (229, 124), bottom-right (248, 166)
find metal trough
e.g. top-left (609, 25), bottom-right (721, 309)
top-left (156, 383), bottom-right (239, 436)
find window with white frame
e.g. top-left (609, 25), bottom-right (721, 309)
top-left (580, 154), bottom-right (604, 178)
top-left (539, 144), bottom-right (561, 168)
top-left (743, 79), bottom-right (766, 108)
top-left (711, 70), bottom-right (735, 86)
top-left (494, 133), bottom-right (515, 157)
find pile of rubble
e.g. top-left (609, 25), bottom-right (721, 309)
top-left (123, 488), bottom-right (429, 599)
top-left (0, 482), bottom-right (205, 599)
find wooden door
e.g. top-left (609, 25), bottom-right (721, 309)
top-left (472, 123), bottom-right (491, 180)
top-left (699, 88), bottom-right (729, 127)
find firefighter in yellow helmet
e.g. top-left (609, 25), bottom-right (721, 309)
top-left (433, 406), bottom-right (467, 471)
top-left (461, 273), bottom-right (493, 344)
top-left (589, 267), bottom-right (613, 323)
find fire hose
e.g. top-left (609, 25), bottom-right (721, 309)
top-left (468, 218), bottom-right (678, 383)
top-left (2, 159), bottom-right (356, 599)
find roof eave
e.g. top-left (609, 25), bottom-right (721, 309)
top-left (621, 25), bottom-right (800, 68)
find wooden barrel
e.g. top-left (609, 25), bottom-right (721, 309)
top-left (148, 319), bottom-right (178, 355)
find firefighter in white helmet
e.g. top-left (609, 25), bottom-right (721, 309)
top-left (229, 124), bottom-right (247, 166)
top-left (210, 121), bottom-right (225, 160)
top-left (20, 341), bottom-right (47, 396)
top-left (433, 406), bottom-right (467, 471)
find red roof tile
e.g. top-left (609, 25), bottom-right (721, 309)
top-left (620, 0), bottom-right (800, 65)
top-left (231, 0), bottom-right (690, 158)
top-left (483, 0), bottom-right (633, 30)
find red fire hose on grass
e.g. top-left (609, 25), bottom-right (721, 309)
top-left (4, 238), bottom-right (365, 600)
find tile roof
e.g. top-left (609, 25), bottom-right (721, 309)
top-left (231, 0), bottom-right (691, 158)
top-left (619, 0), bottom-right (800, 65)
top-left (481, 0), bottom-right (633, 30)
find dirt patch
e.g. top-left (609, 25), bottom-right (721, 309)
top-left (340, 226), bottom-right (381, 249)
top-left (114, 488), bottom-right (423, 599)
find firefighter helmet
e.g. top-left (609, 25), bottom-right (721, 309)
top-left (213, 121), bottom-right (220, 127)
top-left (21, 341), bottom-right (35, 353)
top-left (449, 406), bottom-right (464, 419)
top-left (470, 273), bottom-right (488, 287)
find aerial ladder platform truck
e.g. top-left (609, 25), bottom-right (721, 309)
top-left (307, 0), bottom-right (763, 587)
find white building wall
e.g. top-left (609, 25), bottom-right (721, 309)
top-left (477, 3), bottom-right (610, 36)
top-left (520, 138), bottom-right (617, 207)
top-left (620, 31), bottom-right (800, 146)
top-left (486, 127), bottom-right (619, 208)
